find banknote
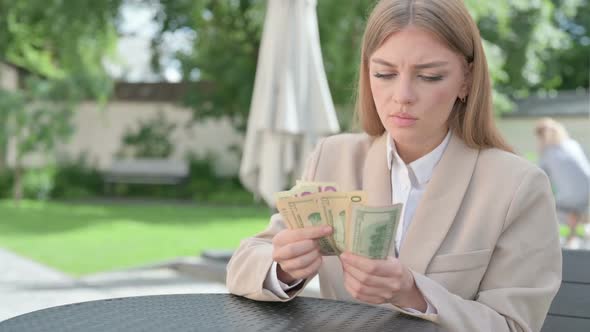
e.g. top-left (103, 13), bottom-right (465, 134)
top-left (275, 181), bottom-right (340, 230)
top-left (276, 196), bottom-right (298, 229)
top-left (347, 204), bottom-right (402, 259)
top-left (283, 195), bottom-right (339, 255)
top-left (318, 191), bottom-right (367, 253)
top-left (274, 181), bottom-right (340, 202)
top-left (295, 181), bottom-right (339, 194)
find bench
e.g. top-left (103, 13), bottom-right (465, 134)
top-left (542, 249), bottom-right (590, 331)
top-left (103, 159), bottom-right (189, 187)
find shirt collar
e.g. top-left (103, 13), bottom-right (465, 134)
top-left (386, 130), bottom-right (452, 186)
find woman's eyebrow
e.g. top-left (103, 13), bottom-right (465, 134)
top-left (371, 58), bottom-right (449, 69)
top-left (414, 61), bottom-right (449, 69)
top-left (371, 58), bottom-right (396, 67)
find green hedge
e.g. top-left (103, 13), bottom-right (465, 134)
top-left (0, 157), bottom-right (256, 205)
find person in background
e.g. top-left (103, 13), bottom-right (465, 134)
top-left (535, 117), bottom-right (590, 248)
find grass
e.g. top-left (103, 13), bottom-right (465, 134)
top-left (0, 200), bottom-right (270, 276)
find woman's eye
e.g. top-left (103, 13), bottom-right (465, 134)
top-left (373, 72), bottom-right (396, 79)
top-left (419, 75), bottom-right (443, 82)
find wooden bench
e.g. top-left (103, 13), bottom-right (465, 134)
top-left (542, 249), bottom-right (590, 331)
top-left (103, 159), bottom-right (189, 187)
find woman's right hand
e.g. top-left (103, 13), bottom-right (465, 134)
top-left (272, 225), bottom-right (333, 284)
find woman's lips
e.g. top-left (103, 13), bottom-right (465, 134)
top-left (390, 113), bottom-right (417, 127)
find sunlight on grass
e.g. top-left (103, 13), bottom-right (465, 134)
top-left (0, 200), bottom-right (270, 276)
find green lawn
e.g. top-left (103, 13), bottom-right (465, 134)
top-left (0, 200), bottom-right (270, 276)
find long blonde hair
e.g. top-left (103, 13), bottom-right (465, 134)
top-left (355, 0), bottom-right (513, 152)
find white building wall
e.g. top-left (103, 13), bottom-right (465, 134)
top-left (6, 101), bottom-right (244, 176)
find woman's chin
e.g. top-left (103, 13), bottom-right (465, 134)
top-left (386, 128), bottom-right (419, 144)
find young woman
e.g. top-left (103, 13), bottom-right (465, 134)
top-left (227, 1), bottom-right (562, 331)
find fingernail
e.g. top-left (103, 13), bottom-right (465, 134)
top-left (323, 225), bottom-right (332, 233)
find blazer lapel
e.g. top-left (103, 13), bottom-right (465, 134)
top-left (361, 133), bottom-right (391, 207)
top-left (399, 134), bottom-right (479, 274)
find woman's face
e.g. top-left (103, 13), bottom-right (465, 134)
top-left (369, 25), bottom-right (470, 151)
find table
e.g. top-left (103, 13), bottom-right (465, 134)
top-left (0, 294), bottom-right (444, 332)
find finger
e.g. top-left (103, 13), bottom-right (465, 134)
top-left (274, 225), bottom-right (332, 246)
top-left (343, 274), bottom-right (387, 304)
top-left (273, 239), bottom-right (318, 261)
top-left (342, 261), bottom-right (392, 289)
top-left (289, 256), bottom-right (322, 280)
top-left (341, 252), bottom-right (401, 278)
top-left (343, 272), bottom-right (390, 299)
top-left (350, 293), bottom-right (385, 304)
top-left (279, 248), bottom-right (322, 272)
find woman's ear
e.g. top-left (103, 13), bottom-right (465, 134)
top-left (459, 62), bottom-right (473, 99)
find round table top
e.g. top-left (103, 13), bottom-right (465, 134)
top-left (0, 294), bottom-right (444, 332)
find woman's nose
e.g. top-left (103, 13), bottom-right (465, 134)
top-left (392, 75), bottom-right (417, 105)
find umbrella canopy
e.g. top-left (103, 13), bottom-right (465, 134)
top-left (240, 0), bottom-right (340, 207)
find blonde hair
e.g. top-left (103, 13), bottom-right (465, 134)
top-left (355, 0), bottom-right (513, 153)
top-left (535, 117), bottom-right (569, 148)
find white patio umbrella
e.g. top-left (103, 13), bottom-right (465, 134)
top-left (239, 0), bottom-right (340, 207)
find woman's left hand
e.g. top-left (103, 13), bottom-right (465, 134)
top-left (340, 252), bottom-right (427, 311)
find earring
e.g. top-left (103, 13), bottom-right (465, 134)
top-left (460, 96), bottom-right (466, 103)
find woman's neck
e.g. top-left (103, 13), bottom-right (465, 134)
top-left (395, 131), bottom-right (448, 164)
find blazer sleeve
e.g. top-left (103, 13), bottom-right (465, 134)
top-left (386, 167), bottom-right (563, 332)
top-left (225, 138), bottom-right (326, 301)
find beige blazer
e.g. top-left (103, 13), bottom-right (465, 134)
top-left (226, 132), bottom-right (562, 332)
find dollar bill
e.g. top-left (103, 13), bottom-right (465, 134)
top-left (317, 191), bottom-right (367, 253)
top-left (295, 181), bottom-right (339, 194)
top-left (347, 204), bottom-right (402, 259)
top-left (275, 181), bottom-right (340, 228)
top-left (283, 195), bottom-right (339, 255)
top-left (276, 197), bottom-right (298, 229)
top-left (274, 182), bottom-right (338, 202)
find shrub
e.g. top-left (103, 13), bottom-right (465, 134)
top-left (117, 111), bottom-right (176, 159)
top-left (0, 152), bottom-right (259, 205)
top-left (0, 169), bottom-right (13, 199)
top-left (23, 166), bottom-right (56, 200)
top-left (51, 156), bottom-right (103, 199)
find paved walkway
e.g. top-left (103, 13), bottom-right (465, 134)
top-left (0, 248), bottom-right (320, 322)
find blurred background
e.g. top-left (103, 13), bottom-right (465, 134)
top-left (0, 0), bottom-right (588, 320)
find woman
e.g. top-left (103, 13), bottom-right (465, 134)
top-left (535, 117), bottom-right (590, 247)
top-left (227, 1), bottom-right (562, 331)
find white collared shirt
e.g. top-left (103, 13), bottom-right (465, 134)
top-left (388, 131), bottom-right (452, 255)
top-left (264, 131), bottom-right (452, 313)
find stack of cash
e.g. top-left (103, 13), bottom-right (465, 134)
top-left (275, 181), bottom-right (403, 259)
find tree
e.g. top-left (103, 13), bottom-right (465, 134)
top-left (474, 0), bottom-right (587, 98)
top-left (0, 0), bottom-right (120, 85)
top-left (547, 0), bottom-right (590, 90)
top-left (153, 0), bottom-right (265, 132)
top-left (0, 78), bottom-right (80, 200)
top-left (0, 0), bottom-right (122, 201)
